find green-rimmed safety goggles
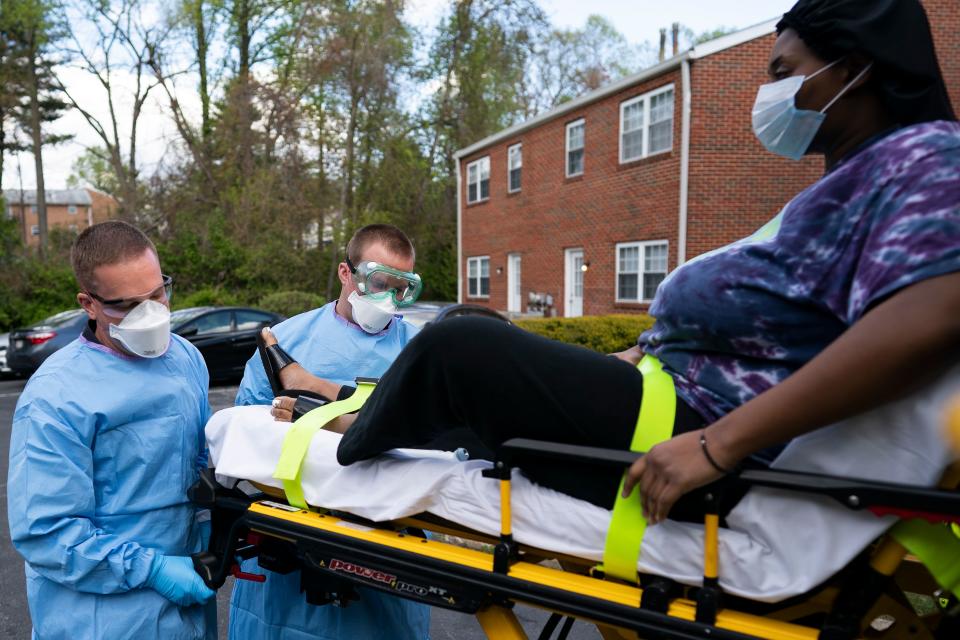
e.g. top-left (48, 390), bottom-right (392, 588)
top-left (346, 257), bottom-right (422, 307)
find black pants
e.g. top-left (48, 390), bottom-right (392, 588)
top-left (338, 316), bottom-right (714, 510)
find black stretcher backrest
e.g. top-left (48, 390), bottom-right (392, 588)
top-left (432, 303), bottom-right (510, 325)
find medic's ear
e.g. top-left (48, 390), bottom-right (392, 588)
top-left (77, 292), bottom-right (97, 320)
top-left (337, 262), bottom-right (353, 287)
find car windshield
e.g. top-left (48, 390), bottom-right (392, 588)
top-left (170, 307), bottom-right (213, 327)
top-left (40, 309), bottom-right (85, 327)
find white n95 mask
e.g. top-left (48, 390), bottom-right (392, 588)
top-left (348, 290), bottom-right (397, 334)
top-left (108, 299), bottom-right (171, 358)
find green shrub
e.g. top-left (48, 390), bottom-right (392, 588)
top-left (0, 225), bottom-right (78, 330)
top-left (514, 314), bottom-right (655, 354)
top-left (258, 290), bottom-right (326, 318)
top-left (175, 287), bottom-right (243, 309)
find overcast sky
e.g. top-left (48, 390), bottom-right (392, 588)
top-left (3, 0), bottom-right (795, 191)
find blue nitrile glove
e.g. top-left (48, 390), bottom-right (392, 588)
top-left (145, 554), bottom-right (216, 607)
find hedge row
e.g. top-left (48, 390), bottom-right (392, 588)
top-left (513, 314), bottom-right (655, 354)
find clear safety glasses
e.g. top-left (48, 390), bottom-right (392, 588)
top-left (346, 258), bottom-right (422, 307)
top-left (87, 274), bottom-right (174, 318)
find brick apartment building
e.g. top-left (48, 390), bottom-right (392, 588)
top-left (456, 0), bottom-right (959, 317)
top-left (4, 188), bottom-right (118, 247)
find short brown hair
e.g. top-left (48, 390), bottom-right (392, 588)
top-left (346, 223), bottom-right (415, 265)
top-left (71, 221), bottom-right (158, 292)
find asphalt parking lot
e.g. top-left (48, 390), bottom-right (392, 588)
top-left (0, 377), bottom-right (598, 639)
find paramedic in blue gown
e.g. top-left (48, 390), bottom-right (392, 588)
top-left (228, 223), bottom-right (429, 640)
top-left (7, 221), bottom-right (216, 640)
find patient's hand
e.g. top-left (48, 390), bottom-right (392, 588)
top-left (611, 345), bottom-right (644, 367)
top-left (269, 397), bottom-right (358, 434)
top-left (270, 396), bottom-right (296, 422)
top-left (621, 430), bottom-right (725, 525)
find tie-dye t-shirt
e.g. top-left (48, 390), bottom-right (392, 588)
top-left (640, 120), bottom-right (960, 427)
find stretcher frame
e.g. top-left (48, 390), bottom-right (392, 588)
top-left (192, 435), bottom-right (960, 639)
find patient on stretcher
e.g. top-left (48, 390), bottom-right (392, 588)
top-left (210, 355), bottom-right (959, 602)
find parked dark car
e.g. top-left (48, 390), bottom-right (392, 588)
top-left (399, 301), bottom-right (454, 328)
top-left (0, 331), bottom-right (13, 377)
top-left (8, 305), bottom-right (283, 381)
top-left (171, 306), bottom-right (285, 382)
top-left (7, 309), bottom-right (89, 376)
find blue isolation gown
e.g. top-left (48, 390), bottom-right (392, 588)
top-left (229, 301), bottom-right (430, 640)
top-left (7, 331), bottom-right (215, 640)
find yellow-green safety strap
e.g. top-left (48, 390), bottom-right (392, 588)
top-left (273, 382), bottom-right (376, 509)
top-left (600, 355), bottom-right (676, 583)
top-left (891, 519), bottom-right (960, 600)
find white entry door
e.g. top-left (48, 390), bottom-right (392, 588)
top-left (507, 253), bottom-right (522, 313)
top-left (564, 248), bottom-right (584, 317)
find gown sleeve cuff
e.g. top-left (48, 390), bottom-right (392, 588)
top-left (127, 546), bottom-right (159, 590)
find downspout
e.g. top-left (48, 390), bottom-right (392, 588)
top-left (456, 157), bottom-right (463, 303)
top-left (678, 56), bottom-right (692, 266)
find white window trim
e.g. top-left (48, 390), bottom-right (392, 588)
top-left (68, 205), bottom-right (78, 214)
top-left (466, 255), bottom-right (490, 299)
top-left (615, 240), bottom-right (669, 303)
top-left (619, 83), bottom-right (675, 164)
top-left (565, 119), bottom-right (585, 178)
top-left (507, 143), bottom-right (522, 193)
top-left (466, 157), bottom-right (490, 204)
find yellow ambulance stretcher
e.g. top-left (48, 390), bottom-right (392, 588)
top-left (189, 399), bottom-right (960, 640)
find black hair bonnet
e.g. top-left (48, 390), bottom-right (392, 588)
top-left (777, 0), bottom-right (956, 124)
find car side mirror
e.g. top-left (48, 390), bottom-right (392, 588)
top-left (177, 327), bottom-right (198, 338)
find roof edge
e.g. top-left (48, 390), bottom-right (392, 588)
top-left (454, 54), bottom-right (688, 160)
top-left (453, 16), bottom-right (781, 161)
top-left (689, 18), bottom-right (779, 60)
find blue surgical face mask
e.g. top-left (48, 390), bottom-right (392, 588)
top-left (752, 60), bottom-right (873, 160)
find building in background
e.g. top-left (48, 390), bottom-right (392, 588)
top-left (3, 189), bottom-right (118, 247)
top-left (456, 0), bottom-right (958, 317)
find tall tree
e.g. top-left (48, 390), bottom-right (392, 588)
top-left (2, 0), bottom-right (69, 256)
top-left (293, 0), bottom-right (414, 297)
top-left (0, 15), bottom-right (30, 190)
top-left (529, 16), bottom-right (653, 113)
top-left (58, 0), bottom-right (180, 220)
top-left (66, 146), bottom-right (120, 195)
top-left (423, 0), bottom-right (547, 175)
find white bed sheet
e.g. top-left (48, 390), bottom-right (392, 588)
top-left (207, 364), bottom-right (959, 602)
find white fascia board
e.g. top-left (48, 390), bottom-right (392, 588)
top-left (454, 55), bottom-right (687, 160)
top-left (452, 17), bottom-right (779, 161)
top-left (689, 18), bottom-right (779, 60)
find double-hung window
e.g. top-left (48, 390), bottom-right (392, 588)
top-left (620, 85), bottom-right (674, 163)
top-left (467, 256), bottom-right (490, 298)
top-left (566, 119), bottom-right (585, 177)
top-left (507, 143), bottom-right (522, 192)
top-left (466, 157), bottom-right (490, 204)
top-left (616, 241), bottom-right (668, 302)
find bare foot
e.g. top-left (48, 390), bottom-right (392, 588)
top-left (262, 328), bottom-right (321, 391)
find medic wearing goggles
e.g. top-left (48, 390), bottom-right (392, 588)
top-left (86, 274), bottom-right (174, 317)
top-left (345, 258), bottom-right (422, 334)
